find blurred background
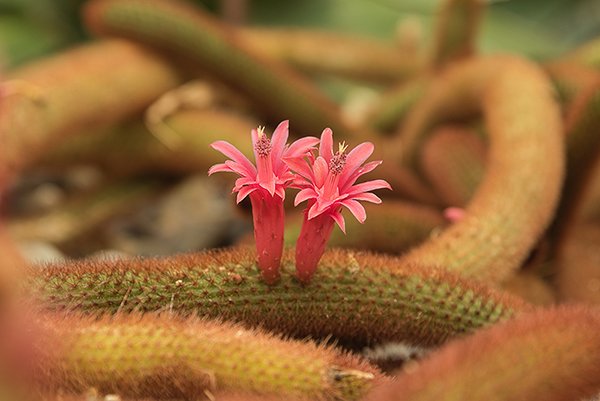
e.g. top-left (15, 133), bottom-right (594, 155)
top-left (1, 0), bottom-right (599, 69)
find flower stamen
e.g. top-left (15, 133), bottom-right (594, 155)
top-left (329, 143), bottom-right (347, 175)
top-left (255, 126), bottom-right (272, 157)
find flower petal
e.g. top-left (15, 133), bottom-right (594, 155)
top-left (211, 140), bottom-right (256, 176)
top-left (330, 211), bottom-right (346, 234)
top-left (294, 188), bottom-right (317, 206)
top-left (347, 179), bottom-right (392, 196)
top-left (284, 157), bottom-right (313, 181)
top-left (350, 192), bottom-right (382, 204)
top-left (342, 199), bottom-right (367, 223)
top-left (285, 136), bottom-right (320, 159)
top-left (208, 163), bottom-right (233, 175)
top-left (339, 142), bottom-right (374, 187)
top-left (319, 128), bottom-right (334, 162)
top-left (271, 120), bottom-right (289, 171)
top-left (341, 160), bottom-right (382, 190)
top-left (313, 156), bottom-right (329, 188)
top-left (236, 185), bottom-right (256, 203)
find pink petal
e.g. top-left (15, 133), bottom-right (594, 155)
top-left (347, 179), bottom-right (392, 196)
top-left (341, 160), bottom-right (382, 190)
top-left (211, 140), bottom-right (256, 176)
top-left (234, 176), bottom-right (255, 191)
top-left (275, 186), bottom-right (286, 200)
top-left (307, 201), bottom-right (323, 220)
top-left (319, 128), bottom-right (334, 162)
top-left (208, 163), bottom-right (233, 175)
top-left (339, 142), bottom-right (374, 187)
top-left (330, 211), bottom-right (346, 234)
top-left (285, 136), bottom-right (319, 159)
top-left (342, 199), bottom-right (367, 223)
top-left (294, 188), bottom-right (317, 206)
top-left (313, 156), bottom-right (329, 188)
top-left (270, 120), bottom-right (289, 171)
top-left (224, 160), bottom-right (252, 177)
top-left (351, 192), bottom-right (382, 204)
top-left (236, 186), bottom-right (256, 203)
top-left (283, 157), bottom-right (313, 181)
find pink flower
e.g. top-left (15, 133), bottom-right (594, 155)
top-left (285, 128), bottom-right (391, 283)
top-left (209, 120), bottom-right (318, 284)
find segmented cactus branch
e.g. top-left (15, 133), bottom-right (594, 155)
top-left (365, 306), bottom-right (600, 401)
top-left (83, 0), bottom-right (362, 138)
top-left (35, 312), bottom-right (379, 400)
top-left (398, 57), bottom-right (564, 282)
top-left (29, 246), bottom-right (528, 347)
top-left (0, 40), bottom-right (182, 180)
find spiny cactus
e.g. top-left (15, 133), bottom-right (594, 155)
top-left (0, 39), bottom-right (182, 180)
top-left (83, 0), bottom-right (363, 139)
top-left (398, 57), bottom-right (564, 283)
top-left (365, 306), bottom-right (600, 401)
top-left (35, 312), bottom-right (379, 400)
top-left (29, 246), bottom-right (528, 346)
top-left (420, 125), bottom-right (486, 207)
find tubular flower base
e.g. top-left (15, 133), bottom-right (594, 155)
top-left (209, 121), bottom-right (318, 283)
top-left (287, 128), bottom-right (391, 283)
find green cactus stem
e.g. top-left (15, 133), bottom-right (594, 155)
top-left (284, 201), bottom-right (445, 255)
top-left (420, 125), bottom-right (486, 207)
top-left (397, 57), bottom-right (564, 283)
top-left (35, 312), bottom-right (379, 400)
top-left (239, 28), bottom-right (420, 83)
top-left (364, 306), bottom-right (600, 401)
top-left (8, 180), bottom-right (163, 246)
top-left (0, 39), bottom-right (183, 181)
top-left (428, 0), bottom-right (484, 70)
top-left (83, 0), bottom-right (363, 139)
top-left (29, 246), bottom-right (528, 347)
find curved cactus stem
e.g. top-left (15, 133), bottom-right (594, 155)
top-left (83, 0), bottom-right (364, 139)
top-left (35, 312), bottom-right (379, 400)
top-left (397, 57), bottom-right (564, 283)
top-left (365, 306), bottom-right (600, 401)
top-left (0, 39), bottom-right (182, 181)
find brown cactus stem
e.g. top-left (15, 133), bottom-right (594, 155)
top-left (0, 39), bottom-right (183, 181)
top-left (428, 0), bottom-right (485, 70)
top-left (35, 312), bottom-right (379, 400)
top-left (397, 57), bottom-right (564, 283)
top-left (420, 125), bottom-right (486, 207)
top-left (239, 28), bottom-right (421, 83)
top-left (555, 223), bottom-right (600, 304)
top-left (549, 81), bottom-right (600, 252)
top-left (364, 306), bottom-right (600, 401)
top-left (44, 109), bottom-right (258, 176)
top-left (8, 179), bottom-right (163, 246)
top-left (29, 246), bottom-right (528, 347)
top-left (83, 0), bottom-right (365, 139)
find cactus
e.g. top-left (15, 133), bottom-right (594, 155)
top-left (397, 57), bottom-right (564, 283)
top-left (35, 312), bottom-right (379, 400)
top-left (83, 0), bottom-right (363, 139)
top-left (29, 246), bottom-right (528, 346)
top-left (364, 306), bottom-right (600, 401)
top-left (420, 125), bottom-right (486, 207)
top-left (0, 39), bottom-right (182, 180)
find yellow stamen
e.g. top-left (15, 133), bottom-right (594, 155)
top-left (338, 141), bottom-right (348, 154)
top-left (257, 126), bottom-right (266, 138)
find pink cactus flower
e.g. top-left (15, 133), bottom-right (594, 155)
top-left (285, 128), bottom-right (391, 283)
top-left (444, 207), bottom-right (466, 223)
top-left (208, 120), bottom-right (318, 284)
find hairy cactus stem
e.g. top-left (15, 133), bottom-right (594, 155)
top-left (29, 246), bottom-right (529, 347)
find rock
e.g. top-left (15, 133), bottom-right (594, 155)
top-left (107, 175), bottom-right (245, 256)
